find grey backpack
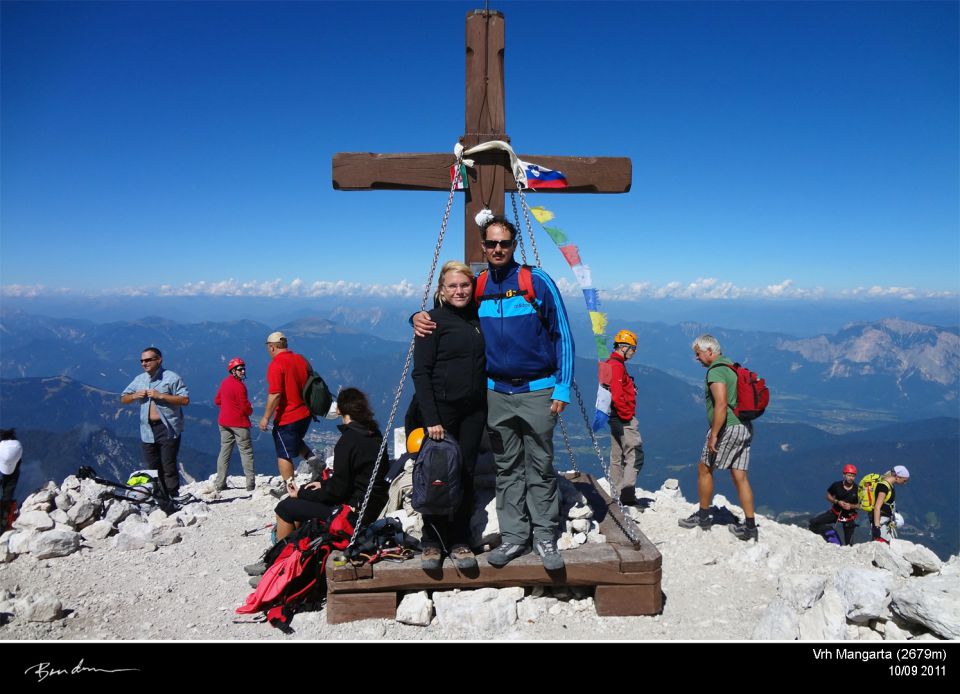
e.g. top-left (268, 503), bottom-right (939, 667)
top-left (411, 434), bottom-right (463, 516)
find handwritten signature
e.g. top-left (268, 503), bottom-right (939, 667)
top-left (24, 659), bottom-right (140, 683)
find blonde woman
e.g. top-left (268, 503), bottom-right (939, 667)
top-left (412, 261), bottom-right (486, 570)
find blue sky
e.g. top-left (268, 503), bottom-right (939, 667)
top-left (1, 1), bottom-right (957, 302)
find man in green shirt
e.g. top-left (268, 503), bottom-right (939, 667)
top-left (678, 334), bottom-right (758, 541)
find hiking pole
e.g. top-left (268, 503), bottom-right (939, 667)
top-left (242, 522), bottom-right (275, 537)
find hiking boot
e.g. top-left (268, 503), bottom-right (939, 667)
top-left (248, 576), bottom-right (260, 588)
top-left (487, 542), bottom-right (531, 567)
top-left (421, 546), bottom-right (443, 571)
top-left (246, 481), bottom-right (256, 492)
top-left (450, 545), bottom-right (478, 571)
top-left (269, 486), bottom-right (288, 500)
top-left (619, 487), bottom-right (637, 506)
top-left (244, 561), bottom-right (267, 576)
top-left (534, 538), bottom-right (565, 571)
top-left (678, 510), bottom-right (713, 530)
top-left (729, 523), bottom-right (758, 542)
top-left (171, 492), bottom-right (192, 505)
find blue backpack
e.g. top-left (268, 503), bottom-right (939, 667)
top-left (412, 434), bottom-right (463, 516)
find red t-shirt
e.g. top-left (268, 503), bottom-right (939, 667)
top-left (214, 375), bottom-right (253, 428)
top-left (267, 350), bottom-right (311, 425)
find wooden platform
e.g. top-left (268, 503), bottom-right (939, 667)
top-left (325, 472), bottom-right (662, 624)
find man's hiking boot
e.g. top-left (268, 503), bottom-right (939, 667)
top-left (421, 546), bottom-right (443, 571)
top-left (619, 487), bottom-right (637, 506)
top-left (729, 523), bottom-right (758, 542)
top-left (244, 561), bottom-right (268, 576)
top-left (450, 545), bottom-right (478, 571)
top-left (678, 510), bottom-right (713, 530)
top-left (487, 542), bottom-right (531, 567)
top-left (534, 538), bottom-right (565, 571)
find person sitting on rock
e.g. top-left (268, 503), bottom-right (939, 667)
top-left (872, 465), bottom-right (910, 544)
top-left (272, 388), bottom-right (389, 542)
top-left (808, 464), bottom-right (859, 545)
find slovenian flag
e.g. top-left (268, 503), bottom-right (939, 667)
top-left (519, 161), bottom-right (568, 190)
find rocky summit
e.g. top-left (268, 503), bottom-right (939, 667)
top-left (0, 472), bottom-right (957, 641)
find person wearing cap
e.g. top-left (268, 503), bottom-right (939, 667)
top-left (120, 347), bottom-right (191, 502)
top-left (214, 357), bottom-right (256, 492)
top-left (872, 466), bottom-right (910, 544)
top-left (808, 464), bottom-right (860, 546)
top-left (605, 329), bottom-right (645, 506)
top-left (259, 331), bottom-right (317, 496)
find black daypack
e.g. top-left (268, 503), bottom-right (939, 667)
top-left (301, 366), bottom-right (333, 420)
top-left (411, 433), bottom-right (463, 516)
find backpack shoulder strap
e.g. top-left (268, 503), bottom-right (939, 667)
top-left (518, 265), bottom-right (536, 303)
top-left (475, 269), bottom-right (489, 302)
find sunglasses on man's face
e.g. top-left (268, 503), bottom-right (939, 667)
top-left (140, 357), bottom-right (159, 364)
top-left (483, 239), bottom-right (514, 249)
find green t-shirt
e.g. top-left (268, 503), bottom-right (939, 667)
top-left (705, 356), bottom-right (741, 427)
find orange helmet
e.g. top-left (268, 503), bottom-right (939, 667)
top-left (613, 329), bottom-right (637, 348)
top-left (407, 428), bottom-right (426, 455)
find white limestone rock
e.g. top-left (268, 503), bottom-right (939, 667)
top-left (14, 593), bottom-right (63, 622)
top-left (798, 588), bottom-right (847, 641)
top-left (778, 573), bottom-right (827, 611)
top-left (712, 494), bottom-right (732, 510)
top-left (568, 504), bottom-right (594, 520)
top-left (21, 488), bottom-right (57, 512)
top-left (586, 531), bottom-right (607, 544)
top-left (872, 543), bottom-right (914, 578)
top-left (8, 531), bottom-right (35, 555)
top-left (80, 520), bottom-right (115, 541)
top-left (900, 543), bottom-right (942, 574)
top-left (470, 494), bottom-right (499, 547)
top-left (62, 474), bottom-right (81, 491)
top-left (834, 567), bottom-right (894, 624)
top-left (104, 499), bottom-right (137, 526)
top-left (433, 588), bottom-right (518, 632)
top-left (13, 510), bottom-right (54, 532)
top-left (29, 530), bottom-right (81, 559)
top-left (80, 478), bottom-right (114, 502)
top-left (572, 532), bottom-right (587, 546)
top-left (0, 531), bottom-right (13, 563)
top-left (49, 509), bottom-right (72, 526)
top-left (395, 591), bottom-right (433, 626)
top-left (517, 595), bottom-right (558, 623)
top-left (882, 620), bottom-right (912, 641)
top-left (557, 532), bottom-right (577, 551)
top-left (54, 493), bottom-right (74, 511)
top-left (67, 499), bottom-right (100, 529)
top-left (115, 533), bottom-right (156, 552)
top-left (751, 600), bottom-right (799, 640)
top-left (858, 626), bottom-right (884, 641)
top-left (54, 522), bottom-right (74, 533)
top-left (658, 478), bottom-right (683, 500)
top-left (499, 586), bottom-right (525, 602)
top-left (570, 518), bottom-right (591, 534)
top-left (889, 575), bottom-right (960, 640)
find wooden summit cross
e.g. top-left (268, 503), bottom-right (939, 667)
top-left (332, 9), bottom-right (631, 265)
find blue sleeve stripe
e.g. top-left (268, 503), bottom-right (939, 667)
top-left (531, 268), bottom-right (575, 399)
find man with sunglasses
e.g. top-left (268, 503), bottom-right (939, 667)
top-left (414, 216), bottom-right (575, 570)
top-left (214, 357), bottom-right (256, 492)
top-left (121, 347), bottom-right (191, 502)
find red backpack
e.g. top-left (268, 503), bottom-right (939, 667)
top-left (709, 361), bottom-right (770, 421)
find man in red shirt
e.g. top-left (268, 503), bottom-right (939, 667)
top-left (258, 332), bottom-right (316, 494)
top-left (214, 357), bottom-right (256, 492)
top-left (606, 329), bottom-right (645, 506)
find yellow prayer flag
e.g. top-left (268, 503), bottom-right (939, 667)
top-left (530, 206), bottom-right (554, 224)
top-left (589, 311), bottom-right (608, 335)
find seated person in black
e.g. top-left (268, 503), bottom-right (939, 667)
top-left (273, 388), bottom-right (388, 541)
top-left (808, 463), bottom-right (860, 545)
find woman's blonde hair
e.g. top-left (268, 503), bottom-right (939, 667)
top-left (434, 261), bottom-right (475, 305)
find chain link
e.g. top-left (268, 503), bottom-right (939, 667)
top-left (515, 185), bottom-right (542, 268)
top-left (556, 414), bottom-right (579, 473)
top-left (509, 192), bottom-right (528, 265)
top-left (348, 157), bottom-right (462, 552)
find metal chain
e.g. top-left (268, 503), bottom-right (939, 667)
top-left (347, 157), bottom-right (462, 552)
top-left (556, 414), bottom-right (579, 473)
top-left (515, 185), bottom-right (542, 268)
top-left (509, 192), bottom-right (528, 265)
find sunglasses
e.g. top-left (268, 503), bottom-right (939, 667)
top-left (483, 239), bottom-right (514, 249)
top-left (140, 357), bottom-right (159, 363)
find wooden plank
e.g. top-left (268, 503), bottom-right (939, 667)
top-left (565, 472), bottom-right (661, 571)
top-left (332, 152), bottom-right (632, 194)
top-left (325, 591), bottom-right (398, 625)
top-left (327, 542), bottom-right (658, 593)
top-left (594, 583), bottom-right (663, 616)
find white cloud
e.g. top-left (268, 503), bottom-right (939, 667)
top-left (2, 278), bottom-right (956, 302)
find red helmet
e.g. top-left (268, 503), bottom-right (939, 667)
top-left (227, 357), bottom-right (246, 373)
top-left (843, 464), bottom-right (857, 475)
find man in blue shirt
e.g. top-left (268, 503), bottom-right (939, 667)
top-left (121, 347), bottom-right (190, 502)
top-left (415, 217), bottom-right (574, 570)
